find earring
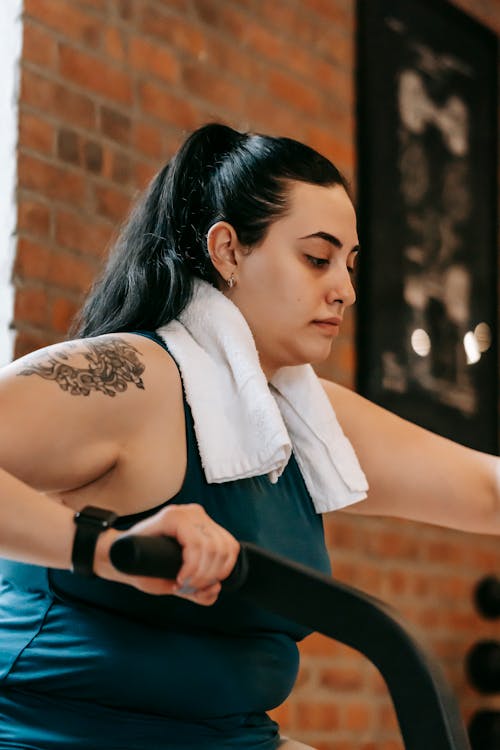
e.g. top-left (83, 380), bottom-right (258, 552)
top-left (226, 274), bottom-right (236, 289)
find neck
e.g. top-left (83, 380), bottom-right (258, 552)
top-left (258, 354), bottom-right (278, 383)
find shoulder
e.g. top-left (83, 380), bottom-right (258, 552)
top-left (0, 333), bottom-right (182, 450)
top-left (0, 332), bottom-right (184, 490)
top-left (318, 376), bottom-right (352, 409)
top-left (4, 331), bottom-right (181, 398)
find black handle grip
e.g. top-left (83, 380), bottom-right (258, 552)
top-left (110, 534), bottom-right (248, 593)
top-left (474, 576), bottom-right (500, 619)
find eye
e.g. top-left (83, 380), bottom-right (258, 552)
top-left (305, 255), bottom-right (329, 268)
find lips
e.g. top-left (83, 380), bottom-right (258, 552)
top-left (314, 318), bottom-right (342, 325)
top-left (312, 319), bottom-right (341, 335)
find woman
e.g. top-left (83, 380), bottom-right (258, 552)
top-left (0, 123), bottom-right (497, 749)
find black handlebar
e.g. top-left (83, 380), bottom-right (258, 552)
top-left (110, 534), bottom-right (248, 593)
top-left (110, 534), bottom-right (471, 750)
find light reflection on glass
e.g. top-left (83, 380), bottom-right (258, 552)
top-left (464, 331), bottom-right (481, 365)
top-left (411, 328), bottom-right (431, 357)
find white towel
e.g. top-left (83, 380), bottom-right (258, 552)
top-left (157, 279), bottom-right (368, 513)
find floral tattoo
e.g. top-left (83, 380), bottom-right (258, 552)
top-left (18, 339), bottom-right (145, 397)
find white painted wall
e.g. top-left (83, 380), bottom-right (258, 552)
top-left (0, 0), bottom-right (23, 366)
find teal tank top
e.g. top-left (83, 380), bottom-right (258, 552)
top-left (0, 331), bottom-right (331, 749)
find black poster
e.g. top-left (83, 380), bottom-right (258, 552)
top-left (356, 0), bottom-right (498, 453)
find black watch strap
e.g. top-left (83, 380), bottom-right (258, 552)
top-left (71, 506), bottom-right (118, 577)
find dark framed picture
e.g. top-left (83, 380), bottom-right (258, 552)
top-left (356, 0), bottom-right (498, 453)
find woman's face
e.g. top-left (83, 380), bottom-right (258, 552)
top-left (228, 181), bottom-right (359, 378)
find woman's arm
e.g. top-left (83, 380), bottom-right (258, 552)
top-left (0, 334), bottom-right (239, 603)
top-left (320, 378), bottom-right (499, 534)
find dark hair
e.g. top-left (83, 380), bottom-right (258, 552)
top-left (72, 122), bottom-right (349, 337)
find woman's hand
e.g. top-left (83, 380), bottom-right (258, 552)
top-left (96, 503), bottom-right (240, 605)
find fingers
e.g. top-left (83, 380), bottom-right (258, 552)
top-left (175, 518), bottom-right (237, 590)
top-left (174, 580), bottom-right (222, 606)
top-left (119, 503), bottom-right (240, 605)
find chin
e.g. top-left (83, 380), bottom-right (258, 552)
top-left (307, 340), bottom-right (335, 363)
top-left (286, 344), bottom-right (333, 368)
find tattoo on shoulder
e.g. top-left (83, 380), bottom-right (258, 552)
top-left (17, 338), bottom-right (146, 397)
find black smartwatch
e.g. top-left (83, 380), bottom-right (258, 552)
top-left (71, 506), bottom-right (118, 577)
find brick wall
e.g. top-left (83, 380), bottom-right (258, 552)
top-left (15, 1), bottom-right (500, 748)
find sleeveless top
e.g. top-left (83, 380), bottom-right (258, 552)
top-left (0, 332), bottom-right (331, 750)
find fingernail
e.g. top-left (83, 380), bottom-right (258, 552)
top-left (177, 583), bottom-right (197, 595)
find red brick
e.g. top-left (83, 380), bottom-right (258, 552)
top-left (51, 295), bottom-right (81, 333)
top-left (138, 80), bottom-right (202, 130)
top-left (14, 330), bottom-right (53, 359)
top-left (162, 131), bottom-right (184, 160)
top-left (140, 4), bottom-right (206, 57)
top-left (299, 632), bottom-right (353, 658)
top-left (57, 128), bottom-right (81, 165)
top-left (440, 610), bottom-right (481, 635)
top-left (14, 239), bottom-right (96, 295)
top-left (134, 160), bottom-right (157, 189)
top-left (104, 26), bottom-right (128, 63)
top-left (21, 69), bottom-right (96, 130)
top-left (98, 147), bottom-right (132, 185)
top-left (74, 0), bottom-right (106, 9)
top-left (17, 199), bottom-right (52, 238)
top-left (14, 238), bottom-right (52, 281)
top-left (55, 209), bottom-right (113, 258)
top-left (286, 47), bottom-right (353, 99)
top-left (379, 741), bottom-right (404, 750)
top-left (113, 151), bottom-right (133, 184)
top-left (100, 106), bottom-right (132, 145)
top-left (377, 704), bottom-right (400, 732)
top-left (241, 20), bottom-right (288, 65)
top-left (19, 112), bottom-right (54, 155)
top-left (385, 569), bottom-right (408, 596)
top-left (238, 0), bottom-right (309, 43)
top-left (83, 139), bottom-right (103, 173)
top-left (215, 40), bottom-right (264, 87)
top-left (294, 663), bottom-right (313, 689)
top-left (295, 701), bottom-right (341, 730)
top-left (268, 701), bottom-right (291, 727)
top-left (432, 575), bottom-right (472, 600)
top-left (132, 121), bottom-right (164, 159)
top-left (467, 544), bottom-right (500, 568)
top-left (192, 0), bottom-right (246, 40)
top-left (140, 0), bottom-right (191, 18)
top-left (243, 90), bottom-right (297, 136)
top-left (93, 184), bottom-right (132, 222)
top-left (343, 702), bottom-right (373, 731)
top-left (59, 45), bottom-right (133, 105)
top-left (301, 0), bottom-right (354, 30)
top-left (18, 154), bottom-right (86, 204)
top-left (130, 36), bottom-right (180, 84)
top-left (319, 665), bottom-right (364, 691)
top-left (115, 0), bottom-right (135, 22)
top-left (23, 21), bottom-right (58, 68)
top-left (304, 124), bottom-right (354, 171)
top-left (47, 251), bottom-right (96, 293)
top-left (24, 0), bottom-right (101, 49)
top-left (182, 63), bottom-right (244, 114)
top-left (14, 286), bottom-right (49, 327)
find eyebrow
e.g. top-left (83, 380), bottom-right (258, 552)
top-left (299, 231), bottom-right (360, 254)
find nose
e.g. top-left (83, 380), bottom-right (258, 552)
top-left (326, 266), bottom-right (356, 308)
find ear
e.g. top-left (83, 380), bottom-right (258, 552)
top-left (206, 221), bottom-right (242, 283)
